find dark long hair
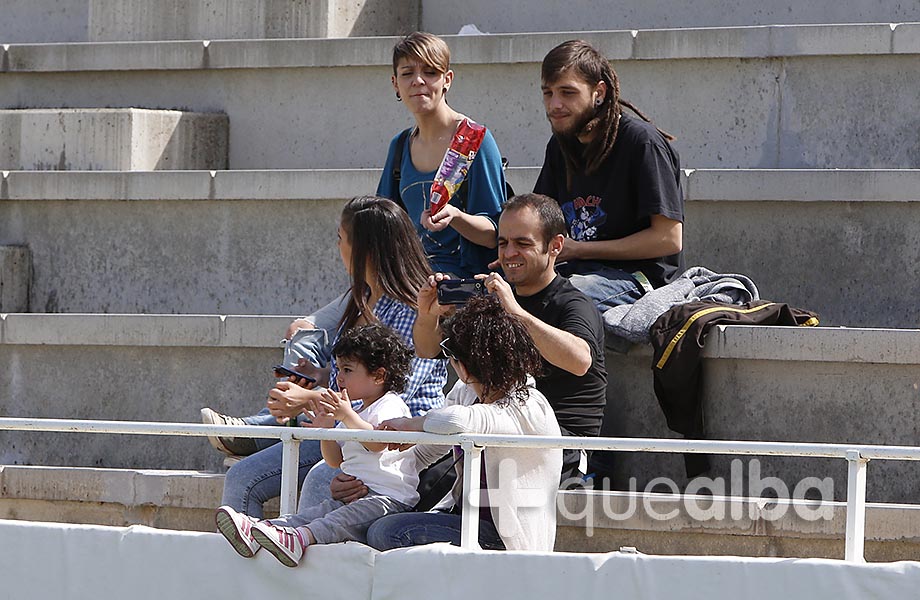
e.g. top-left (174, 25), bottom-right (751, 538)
top-left (339, 196), bottom-right (432, 331)
top-left (542, 39), bottom-right (675, 180)
top-left (441, 295), bottom-right (543, 405)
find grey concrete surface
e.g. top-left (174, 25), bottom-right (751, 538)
top-left (88, 0), bottom-right (419, 41)
top-left (0, 109), bottom-right (228, 170)
top-left (0, 245), bottom-right (30, 312)
top-left (1, 168), bottom-right (919, 326)
top-left (2, 26), bottom-right (919, 169)
top-left (0, 190), bottom-right (349, 315)
top-left (0, 0), bottom-right (89, 44)
top-left (600, 327), bottom-right (920, 504)
top-left (0, 0), bottom-right (418, 44)
top-left (422, 0), bottom-right (920, 34)
top-left (0, 344), bottom-right (280, 472)
top-left (1, 318), bottom-right (918, 502)
top-left (3, 465), bottom-right (920, 561)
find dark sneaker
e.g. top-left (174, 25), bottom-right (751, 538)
top-left (201, 407), bottom-right (259, 456)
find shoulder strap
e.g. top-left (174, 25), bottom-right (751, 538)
top-left (391, 127), bottom-right (414, 210)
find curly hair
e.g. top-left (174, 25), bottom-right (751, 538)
top-left (441, 295), bottom-right (543, 405)
top-left (331, 324), bottom-right (414, 395)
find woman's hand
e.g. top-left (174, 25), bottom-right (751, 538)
top-left (266, 380), bottom-right (313, 422)
top-left (378, 416), bottom-right (425, 451)
top-left (285, 318), bottom-right (315, 340)
top-left (330, 473), bottom-right (368, 504)
top-left (421, 204), bottom-right (460, 232)
top-left (284, 358), bottom-right (328, 389)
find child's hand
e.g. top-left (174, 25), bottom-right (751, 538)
top-left (317, 388), bottom-right (355, 421)
top-left (302, 395), bottom-right (335, 428)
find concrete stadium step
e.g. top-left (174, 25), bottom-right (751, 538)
top-left (0, 108), bottom-right (228, 170)
top-left (2, 464), bottom-right (919, 561)
top-left (0, 0), bottom-right (416, 44)
top-left (0, 465), bottom-right (277, 530)
top-left (1, 168), bottom-right (918, 328)
top-left (3, 1), bottom-right (917, 44)
top-left (423, 1), bottom-right (920, 34)
top-left (0, 314), bottom-right (917, 502)
top-left (2, 25), bottom-right (919, 169)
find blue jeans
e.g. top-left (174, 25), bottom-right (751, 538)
top-left (297, 460), bottom-right (341, 512)
top-left (221, 438), bottom-right (325, 519)
top-left (366, 510), bottom-right (505, 551)
top-left (557, 261), bottom-right (644, 311)
top-left (221, 294), bottom-right (349, 518)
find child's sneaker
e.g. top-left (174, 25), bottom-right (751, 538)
top-left (251, 521), bottom-right (305, 567)
top-left (215, 505), bottom-right (261, 558)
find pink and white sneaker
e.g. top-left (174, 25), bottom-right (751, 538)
top-left (250, 521), bottom-right (305, 567)
top-left (215, 505), bottom-right (261, 558)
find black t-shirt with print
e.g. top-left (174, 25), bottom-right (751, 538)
top-left (534, 113), bottom-right (684, 288)
top-left (515, 275), bottom-right (607, 437)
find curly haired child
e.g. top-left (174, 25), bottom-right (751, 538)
top-left (215, 323), bottom-right (419, 566)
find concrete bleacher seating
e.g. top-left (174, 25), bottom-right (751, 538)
top-left (2, 314), bottom-right (918, 504)
top-left (1, 168), bottom-right (917, 325)
top-left (2, 0), bottom-right (920, 562)
top-left (0, 0), bottom-right (417, 43)
top-left (0, 108), bottom-right (228, 170)
top-left (2, 25), bottom-right (919, 171)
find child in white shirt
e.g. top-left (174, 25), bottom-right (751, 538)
top-left (215, 324), bottom-right (419, 566)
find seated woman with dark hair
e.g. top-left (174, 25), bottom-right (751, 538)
top-left (369, 294), bottom-right (563, 552)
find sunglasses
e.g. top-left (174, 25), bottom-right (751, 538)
top-left (439, 337), bottom-right (458, 361)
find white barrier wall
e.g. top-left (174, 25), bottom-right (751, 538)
top-left (2, 519), bottom-right (919, 600)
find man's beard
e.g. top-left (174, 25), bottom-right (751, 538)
top-left (550, 105), bottom-right (596, 141)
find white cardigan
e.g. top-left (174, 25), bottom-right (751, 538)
top-left (413, 379), bottom-right (562, 551)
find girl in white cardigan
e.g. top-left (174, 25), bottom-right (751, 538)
top-left (370, 295), bottom-right (563, 551)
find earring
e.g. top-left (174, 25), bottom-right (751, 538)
top-left (443, 86), bottom-right (449, 94)
top-left (396, 92), bottom-right (402, 102)
top-left (595, 98), bottom-right (602, 107)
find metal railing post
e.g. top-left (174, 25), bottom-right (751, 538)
top-left (279, 434), bottom-right (301, 516)
top-left (459, 440), bottom-right (483, 550)
top-left (844, 449), bottom-right (868, 562)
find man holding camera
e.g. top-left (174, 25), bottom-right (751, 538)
top-left (414, 193), bottom-right (607, 480)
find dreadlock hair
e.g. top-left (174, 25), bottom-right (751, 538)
top-left (332, 324), bottom-right (414, 395)
top-left (338, 196), bottom-right (432, 332)
top-left (541, 39), bottom-right (675, 179)
top-left (441, 295), bottom-right (543, 405)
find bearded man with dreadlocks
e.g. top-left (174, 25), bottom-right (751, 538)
top-left (534, 39), bottom-right (684, 329)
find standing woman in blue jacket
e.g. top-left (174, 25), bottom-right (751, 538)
top-left (377, 31), bottom-right (507, 278)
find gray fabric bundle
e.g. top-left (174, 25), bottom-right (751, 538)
top-left (603, 266), bottom-right (759, 345)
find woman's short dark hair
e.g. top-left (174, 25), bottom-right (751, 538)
top-left (392, 31), bottom-right (451, 75)
top-left (441, 295), bottom-right (543, 404)
top-left (339, 195), bottom-right (432, 331)
top-left (332, 324), bottom-right (414, 394)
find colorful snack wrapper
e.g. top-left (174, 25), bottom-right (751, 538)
top-left (429, 118), bottom-right (486, 214)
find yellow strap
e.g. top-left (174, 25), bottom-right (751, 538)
top-left (655, 303), bottom-right (778, 370)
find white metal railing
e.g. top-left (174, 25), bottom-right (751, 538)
top-left (3, 417), bottom-right (920, 561)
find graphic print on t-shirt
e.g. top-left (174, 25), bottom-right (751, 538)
top-left (561, 195), bottom-right (607, 241)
